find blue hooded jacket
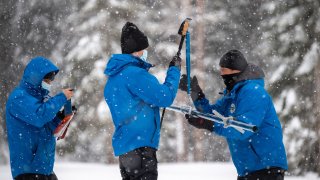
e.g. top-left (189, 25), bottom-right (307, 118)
top-left (194, 64), bottom-right (288, 176)
top-left (104, 54), bottom-right (180, 156)
top-left (6, 57), bottom-right (67, 178)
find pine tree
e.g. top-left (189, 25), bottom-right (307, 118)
top-left (257, 0), bottom-right (320, 175)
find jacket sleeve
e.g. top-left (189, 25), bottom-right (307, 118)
top-left (46, 116), bottom-right (62, 132)
top-left (9, 92), bottom-right (67, 128)
top-left (213, 85), bottom-right (269, 140)
top-left (127, 66), bottom-right (181, 107)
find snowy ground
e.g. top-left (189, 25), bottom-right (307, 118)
top-left (1, 162), bottom-right (319, 180)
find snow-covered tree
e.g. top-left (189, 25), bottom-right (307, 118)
top-left (257, 0), bottom-right (320, 175)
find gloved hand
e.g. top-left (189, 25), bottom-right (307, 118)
top-left (71, 105), bottom-right (77, 114)
top-left (56, 105), bottom-right (77, 120)
top-left (179, 75), bottom-right (205, 101)
top-left (56, 110), bottom-right (65, 120)
top-left (169, 55), bottom-right (181, 70)
top-left (185, 114), bottom-right (214, 132)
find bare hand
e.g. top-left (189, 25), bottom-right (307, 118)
top-left (63, 88), bottom-right (74, 100)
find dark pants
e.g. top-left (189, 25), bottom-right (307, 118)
top-left (237, 167), bottom-right (285, 180)
top-left (15, 173), bottom-right (58, 180)
top-left (119, 147), bottom-right (158, 180)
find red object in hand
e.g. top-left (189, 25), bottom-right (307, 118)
top-left (54, 114), bottom-right (74, 140)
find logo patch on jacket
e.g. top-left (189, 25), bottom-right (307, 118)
top-left (230, 103), bottom-right (236, 113)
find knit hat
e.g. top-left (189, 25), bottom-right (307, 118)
top-left (121, 22), bottom-right (149, 54)
top-left (219, 50), bottom-right (248, 72)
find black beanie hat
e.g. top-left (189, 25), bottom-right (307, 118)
top-left (219, 50), bottom-right (248, 72)
top-left (121, 22), bottom-right (149, 54)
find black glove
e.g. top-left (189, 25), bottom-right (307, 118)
top-left (71, 105), bottom-right (77, 114)
top-left (56, 110), bottom-right (65, 120)
top-left (169, 55), bottom-right (181, 70)
top-left (179, 75), bottom-right (205, 101)
top-left (56, 105), bottom-right (77, 120)
top-left (185, 114), bottom-right (214, 132)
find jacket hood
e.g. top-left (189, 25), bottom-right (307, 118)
top-left (22, 56), bottom-right (59, 87)
top-left (224, 64), bottom-right (265, 96)
top-left (236, 63), bottom-right (265, 82)
top-left (104, 54), bottom-right (152, 76)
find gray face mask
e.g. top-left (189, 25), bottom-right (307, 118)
top-left (140, 50), bottom-right (148, 62)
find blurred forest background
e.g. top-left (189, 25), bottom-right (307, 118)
top-left (0, 0), bottom-right (319, 176)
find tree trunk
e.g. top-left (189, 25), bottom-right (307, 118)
top-left (193, 0), bottom-right (205, 162)
top-left (313, 53), bottom-right (320, 175)
top-left (178, 0), bottom-right (193, 162)
top-left (0, 0), bottom-right (17, 164)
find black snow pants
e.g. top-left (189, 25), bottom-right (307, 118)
top-left (119, 147), bottom-right (158, 180)
top-left (15, 173), bottom-right (58, 180)
top-left (237, 167), bottom-right (285, 180)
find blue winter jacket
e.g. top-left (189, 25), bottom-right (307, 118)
top-left (194, 64), bottom-right (288, 176)
top-left (104, 54), bottom-right (180, 156)
top-left (6, 57), bottom-right (67, 178)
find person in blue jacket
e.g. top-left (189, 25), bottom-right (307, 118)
top-left (6, 57), bottom-right (74, 180)
top-left (104, 22), bottom-right (181, 180)
top-left (180, 50), bottom-right (288, 180)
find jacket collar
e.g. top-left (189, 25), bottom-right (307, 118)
top-left (20, 80), bottom-right (49, 99)
top-left (223, 79), bottom-right (265, 98)
top-left (104, 54), bottom-right (153, 76)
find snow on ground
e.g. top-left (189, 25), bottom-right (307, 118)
top-left (0, 162), bottom-right (319, 180)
